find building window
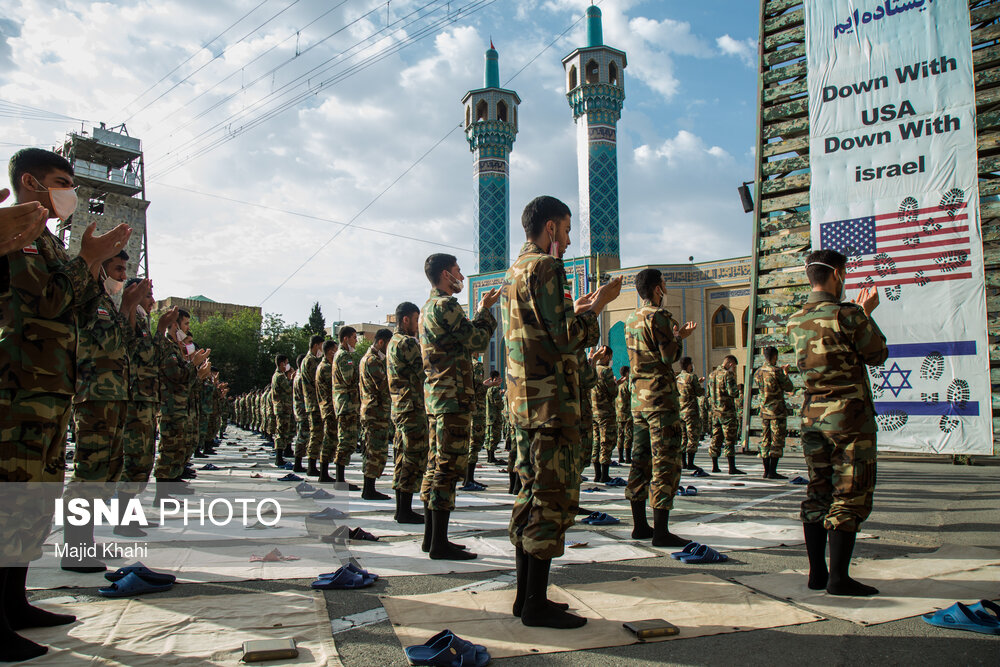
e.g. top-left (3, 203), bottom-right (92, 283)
top-left (568, 65), bottom-right (577, 90)
top-left (476, 100), bottom-right (488, 121)
top-left (585, 59), bottom-right (599, 84)
top-left (465, 106), bottom-right (471, 127)
top-left (742, 308), bottom-right (749, 347)
top-left (609, 60), bottom-right (619, 86)
top-left (712, 306), bottom-right (736, 349)
top-left (497, 100), bottom-right (508, 122)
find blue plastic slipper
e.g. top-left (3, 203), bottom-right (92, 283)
top-left (310, 566), bottom-right (371, 590)
top-left (605, 477), bottom-right (626, 487)
top-left (671, 543), bottom-right (702, 560)
top-left (418, 630), bottom-right (490, 667)
top-left (967, 599), bottom-right (1000, 622)
top-left (582, 486), bottom-right (603, 493)
top-left (923, 602), bottom-right (1000, 635)
top-left (277, 473), bottom-right (303, 482)
top-left (685, 486), bottom-right (698, 496)
top-left (588, 513), bottom-right (620, 526)
top-left (296, 481), bottom-right (317, 494)
top-left (681, 546), bottom-right (728, 564)
top-left (344, 562), bottom-right (379, 581)
top-left (691, 468), bottom-right (710, 478)
top-left (789, 476), bottom-right (808, 485)
top-left (318, 567), bottom-right (376, 587)
top-left (305, 489), bottom-right (335, 500)
top-left (308, 507), bottom-right (347, 520)
top-left (98, 571), bottom-right (174, 597)
top-left (404, 630), bottom-right (484, 667)
top-left (104, 563), bottom-right (176, 585)
top-left (199, 463), bottom-right (221, 471)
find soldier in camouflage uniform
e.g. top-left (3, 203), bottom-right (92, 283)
top-left (578, 347), bottom-right (597, 479)
top-left (753, 346), bottom-right (794, 479)
top-left (676, 356), bottom-right (704, 470)
top-left (270, 355), bottom-right (294, 467)
top-left (291, 353), bottom-right (309, 471)
top-left (615, 366), bottom-right (632, 464)
top-left (62, 250), bottom-right (143, 572)
top-left (419, 253), bottom-right (497, 561)
top-left (788, 250), bottom-right (887, 597)
top-left (624, 268), bottom-right (696, 547)
top-left (0, 148), bottom-right (137, 662)
top-left (460, 356), bottom-right (489, 491)
top-left (485, 370), bottom-right (504, 464)
top-left (360, 328), bottom-right (393, 500)
top-left (590, 346), bottom-right (618, 482)
top-left (388, 302), bottom-right (427, 524)
top-left (197, 372), bottom-right (215, 457)
top-left (504, 389), bottom-right (520, 494)
top-left (503, 197), bottom-right (620, 629)
top-left (736, 383), bottom-right (746, 453)
top-left (333, 327), bottom-right (361, 489)
top-left (301, 335), bottom-right (324, 473)
top-left (708, 355), bottom-right (744, 475)
top-left (182, 333), bottom-right (203, 474)
top-left (315, 339), bottom-right (338, 482)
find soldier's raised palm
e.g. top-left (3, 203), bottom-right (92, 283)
top-left (674, 321), bottom-right (698, 340)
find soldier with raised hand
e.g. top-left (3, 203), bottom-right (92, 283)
top-left (461, 355), bottom-right (489, 491)
top-left (0, 187), bottom-right (48, 256)
top-left (754, 345), bottom-right (795, 480)
top-left (300, 335), bottom-right (324, 474)
top-left (708, 354), bottom-right (744, 475)
top-left (615, 366), bottom-right (632, 464)
top-left (0, 148), bottom-right (132, 662)
top-left (504, 196), bottom-right (620, 629)
top-left (333, 326), bottom-right (361, 490)
top-left (624, 268), bottom-right (697, 547)
top-left (676, 356), bottom-right (704, 470)
top-left (485, 370), bottom-right (504, 464)
top-left (270, 354), bottom-right (294, 468)
top-left (315, 339), bottom-right (338, 483)
top-left (388, 302), bottom-right (427, 524)
top-left (420, 253), bottom-right (498, 561)
top-left (788, 249), bottom-right (887, 597)
top-left (590, 346), bottom-right (618, 483)
top-left (291, 353), bottom-right (309, 472)
top-left (360, 328), bottom-right (393, 500)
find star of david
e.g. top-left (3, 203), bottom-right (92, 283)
top-left (878, 362), bottom-right (912, 398)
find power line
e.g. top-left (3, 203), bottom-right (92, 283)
top-left (119, 0), bottom-right (272, 118)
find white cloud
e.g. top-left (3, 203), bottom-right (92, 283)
top-left (716, 34), bottom-right (757, 67)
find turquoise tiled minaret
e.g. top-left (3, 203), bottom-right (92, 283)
top-left (562, 5), bottom-right (626, 269)
top-left (463, 43), bottom-right (520, 274)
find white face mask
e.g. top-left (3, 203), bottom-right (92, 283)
top-left (448, 270), bottom-right (464, 294)
top-left (104, 276), bottom-right (124, 295)
top-left (175, 328), bottom-right (187, 343)
top-left (137, 305), bottom-right (148, 319)
top-left (315, 350), bottom-right (323, 358)
top-left (184, 343), bottom-right (196, 355)
top-left (30, 177), bottom-right (78, 221)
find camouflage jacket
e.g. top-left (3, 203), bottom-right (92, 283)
top-left (578, 350), bottom-right (597, 421)
top-left (200, 378), bottom-right (216, 416)
top-left (333, 347), bottom-right (360, 416)
top-left (501, 242), bottom-right (599, 428)
top-left (360, 346), bottom-right (390, 423)
top-left (271, 369), bottom-right (293, 414)
top-left (420, 287), bottom-right (496, 415)
top-left (316, 356), bottom-right (334, 418)
top-left (708, 365), bottom-right (738, 414)
top-left (129, 310), bottom-right (160, 403)
top-left (387, 331), bottom-right (424, 417)
top-left (625, 299), bottom-right (682, 415)
top-left (471, 359), bottom-right (487, 417)
top-left (0, 228), bottom-right (102, 394)
top-left (75, 292), bottom-right (135, 403)
top-left (486, 385), bottom-right (503, 423)
top-left (591, 364), bottom-right (617, 419)
top-left (187, 370), bottom-right (201, 418)
top-left (676, 370), bottom-right (703, 418)
top-left (615, 381), bottom-right (632, 422)
top-left (787, 290), bottom-right (888, 433)
top-left (263, 387), bottom-right (275, 419)
top-left (293, 372), bottom-right (307, 420)
top-left (158, 336), bottom-right (194, 418)
top-left (753, 362), bottom-right (794, 418)
top-left (300, 353), bottom-right (320, 412)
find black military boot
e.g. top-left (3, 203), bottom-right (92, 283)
top-left (519, 554), bottom-right (586, 629)
top-left (113, 492), bottom-right (147, 538)
top-left (711, 456), bottom-right (721, 473)
top-left (292, 456), bottom-right (306, 473)
top-left (0, 568), bottom-right (50, 662)
top-left (508, 471), bottom-right (518, 494)
top-left (421, 504), bottom-right (433, 553)
top-left (630, 500), bottom-right (653, 539)
top-left (593, 461), bottom-right (602, 482)
top-left (428, 510), bottom-right (476, 561)
top-left (803, 522), bottom-right (829, 590)
top-left (394, 491), bottom-right (424, 524)
top-left (306, 458), bottom-right (320, 477)
top-left (512, 546), bottom-right (569, 617)
top-left (603, 463), bottom-right (612, 483)
top-left (318, 461), bottom-right (335, 483)
top-left (652, 508), bottom-right (691, 548)
top-left (770, 458), bottom-right (787, 479)
top-left (274, 450), bottom-right (286, 468)
top-left (283, 445), bottom-right (293, 458)
top-left (625, 448), bottom-right (632, 464)
top-left (687, 452), bottom-right (696, 469)
top-left (762, 457), bottom-right (772, 479)
top-left (827, 530), bottom-right (879, 597)
top-left (60, 521), bottom-right (106, 573)
top-left (3, 566), bottom-right (76, 631)
top-left (727, 456), bottom-right (745, 475)
top-left (361, 477), bottom-right (390, 501)
top-left (335, 464), bottom-right (359, 491)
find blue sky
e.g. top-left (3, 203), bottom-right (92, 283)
top-left (0, 0), bottom-right (760, 325)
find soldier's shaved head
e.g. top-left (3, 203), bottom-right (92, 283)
top-left (680, 356), bottom-right (693, 371)
top-left (322, 339), bottom-right (338, 353)
top-left (522, 195), bottom-right (571, 238)
top-left (635, 268), bottom-right (663, 301)
top-left (764, 346), bottom-right (778, 363)
top-left (424, 253), bottom-right (458, 285)
top-left (805, 249), bottom-right (847, 286)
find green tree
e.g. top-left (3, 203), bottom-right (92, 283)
top-left (352, 336), bottom-right (372, 364)
top-left (188, 308), bottom-right (263, 394)
top-left (307, 302), bottom-right (326, 336)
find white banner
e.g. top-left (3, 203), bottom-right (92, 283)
top-left (805, 0), bottom-right (992, 453)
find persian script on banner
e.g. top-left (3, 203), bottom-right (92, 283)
top-left (805, 0), bottom-right (992, 453)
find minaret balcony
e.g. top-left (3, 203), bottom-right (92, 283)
top-left (465, 120), bottom-right (518, 151)
top-left (567, 83), bottom-right (625, 120)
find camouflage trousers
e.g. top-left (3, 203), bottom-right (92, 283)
top-left (508, 425), bottom-right (580, 560)
top-left (468, 414), bottom-right (486, 466)
top-left (118, 401), bottom-right (156, 494)
top-left (335, 411), bottom-right (359, 467)
top-left (0, 390), bottom-right (71, 564)
top-left (266, 411), bottom-right (275, 436)
top-left (800, 429), bottom-right (876, 533)
top-left (625, 411), bottom-right (683, 510)
top-left (319, 411), bottom-right (339, 462)
top-left (275, 413), bottom-right (294, 452)
top-left (486, 419), bottom-right (503, 454)
top-left (199, 410), bottom-right (214, 448)
top-left (708, 410), bottom-right (737, 458)
top-left (577, 418), bottom-right (594, 476)
top-left (392, 414), bottom-right (428, 493)
top-left (362, 419), bottom-right (390, 479)
top-left (153, 415), bottom-right (188, 480)
top-left (184, 412), bottom-right (200, 463)
top-left (593, 416), bottom-right (617, 464)
top-left (617, 419), bottom-right (633, 458)
top-left (420, 413), bottom-right (470, 511)
top-left (306, 411), bottom-right (323, 459)
top-left (759, 417), bottom-right (787, 459)
top-left (680, 411), bottom-right (702, 453)
top-left (293, 413), bottom-right (310, 457)
top-left (65, 399), bottom-right (127, 501)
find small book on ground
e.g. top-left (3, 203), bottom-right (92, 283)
top-left (623, 619), bottom-right (679, 640)
top-left (241, 639), bottom-right (299, 662)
